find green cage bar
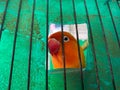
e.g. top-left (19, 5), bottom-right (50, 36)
top-left (0, 0), bottom-right (120, 90)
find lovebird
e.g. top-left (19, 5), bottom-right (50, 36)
top-left (48, 31), bottom-right (88, 69)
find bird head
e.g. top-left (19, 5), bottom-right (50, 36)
top-left (48, 31), bottom-right (76, 55)
top-left (48, 31), bottom-right (86, 68)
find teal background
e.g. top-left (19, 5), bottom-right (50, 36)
top-left (0, 0), bottom-right (120, 90)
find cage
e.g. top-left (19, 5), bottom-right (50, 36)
top-left (0, 0), bottom-right (120, 90)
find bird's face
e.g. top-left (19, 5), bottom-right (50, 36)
top-left (48, 31), bottom-right (86, 68)
top-left (48, 31), bottom-right (76, 56)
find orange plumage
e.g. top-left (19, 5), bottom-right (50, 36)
top-left (48, 31), bottom-right (86, 69)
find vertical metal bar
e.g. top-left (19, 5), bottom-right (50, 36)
top-left (117, 0), bottom-right (120, 8)
top-left (0, 0), bottom-right (9, 40)
top-left (60, 0), bottom-right (67, 90)
top-left (46, 0), bottom-right (49, 90)
top-left (27, 0), bottom-right (35, 90)
top-left (8, 0), bottom-right (22, 90)
top-left (72, 0), bottom-right (84, 89)
top-left (107, 2), bottom-right (120, 48)
top-left (95, 0), bottom-right (116, 90)
top-left (83, 0), bottom-right (100, 90)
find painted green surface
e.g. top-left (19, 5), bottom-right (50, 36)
top-left (0, 0), bottom-right (120, 90)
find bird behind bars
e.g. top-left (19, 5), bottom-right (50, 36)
top-left (48, 31), bottom-right (88, 69)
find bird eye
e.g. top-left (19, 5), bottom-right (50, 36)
top-left (63, 36), bottom-right (69, 42)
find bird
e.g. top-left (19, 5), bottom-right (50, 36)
top-left (48, 31), bottom-right (88, 69)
